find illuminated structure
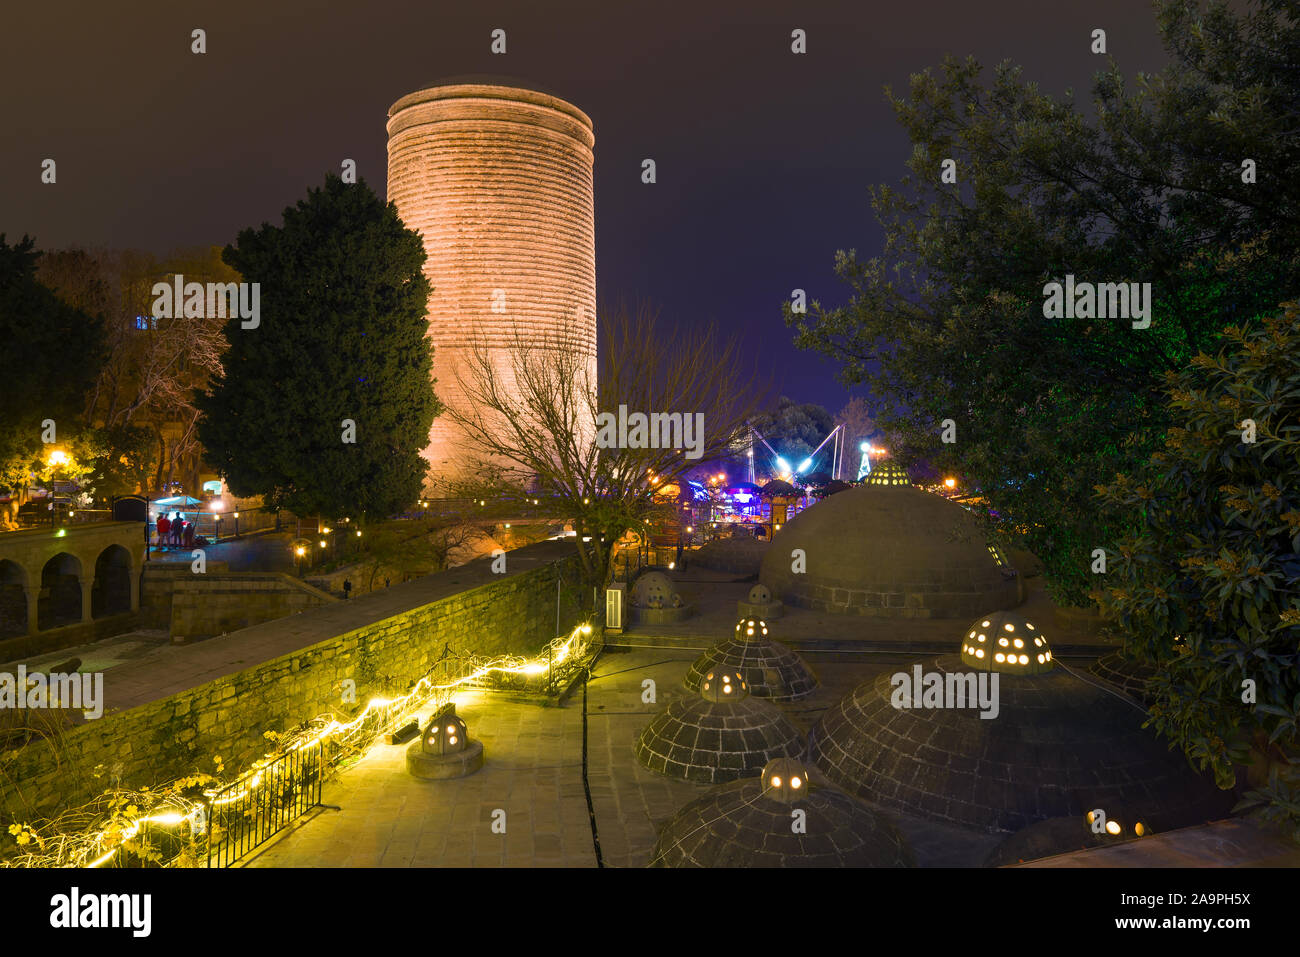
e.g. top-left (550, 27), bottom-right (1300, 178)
top-left (407, 702), bottom-right (484, 779)
top-left (959, 611), bottom-right (1054, 674)
top-left (634, 669), bottom-right (802, 783)
top-left (649, 757), bottom-right (913, 867)
top-left (985, 807), bottom-right (1154, 867)
top-left (386, 83), bottom-right (597, 486)
top-left (684, 616), bottom-right (817, 701)
top-left (863, 459), bottom-right (910, 486)
top-left (808, 625), bottom-right (1234, 833)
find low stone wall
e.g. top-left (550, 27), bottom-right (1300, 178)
top-left (170, 574), bottom-right (337, 640)
top-left (0, 543), bottom-right (582, 822)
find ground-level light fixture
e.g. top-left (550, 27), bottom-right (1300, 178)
top-left (944, 478), bottom-right (956, 489)
top-left (407, 702), bottom-right (484, 779)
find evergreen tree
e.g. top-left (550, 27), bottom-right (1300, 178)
top-left (198, 176), bottom-right (439, 518)
top-left (786, 0), bottom-right (1300, 604)
top-left (0, 235), bottom-right (105, 495)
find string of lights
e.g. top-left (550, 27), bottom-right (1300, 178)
top-left (3, 623), bottom-right (596, 869)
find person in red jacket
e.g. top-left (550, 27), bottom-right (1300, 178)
top-left (156, 514), bottom-right (171, 548)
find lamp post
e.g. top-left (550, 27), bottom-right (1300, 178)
top-left (295, 544), bottom-right (306, 577)
top-left (233, 511), bottom-right (240, 538)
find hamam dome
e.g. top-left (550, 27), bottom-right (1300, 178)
top-left (808, 636), bottom-right (1233, 833)
top-left (759, 474), bottom-right (1020, 618)
top-left (649, 758), bottom-right (913, 867)
top-left (635, 670), bottom-right (802, 784)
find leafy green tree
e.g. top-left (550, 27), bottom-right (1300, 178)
top-left (0, 236), bottom-right (105, 498)
top-left (1096, 303), bottom-right (1300, 836)
top-left (785, 0), bottom-right (1300, 604)
top-left (198, 175), bottom-right (440, 519)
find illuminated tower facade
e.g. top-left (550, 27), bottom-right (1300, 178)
top-left (386, 83), bottom-right (597, 489)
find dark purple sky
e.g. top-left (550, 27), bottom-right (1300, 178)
top-left (2, 0), bottom-right (1168, 412)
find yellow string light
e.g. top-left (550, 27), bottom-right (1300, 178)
top-left (10, 623), bottom-right (597, 869)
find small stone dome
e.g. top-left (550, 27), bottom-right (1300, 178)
top-left (649, 758), bottom-right (914, 867)
top-left (960, 611), bottom-right (1054, 674)
top-left (864, 460), bottom-right (911, 486)
top-left (809, 654), bottom-right (1233, 833)
top-left (685, 617), bottom-right (818, 701)
top-left (632, 570), bottom-right (676, 608)
top-left (759, 483), bottom-right (1019, 618)
top-left (748, 584), bottom-right (772, 604)
top-left (635, 679), bottom-right (802, 784)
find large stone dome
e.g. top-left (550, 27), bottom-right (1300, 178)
top-left (759, 483), bottom-right (1019, 618)
top-left (649, 759), bottom-right (913, 867)
top-left (808, 654), bottom-right (1234, 833)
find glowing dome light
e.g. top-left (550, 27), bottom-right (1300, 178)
top-left (960, 611), bottom-right (1056, 674)
top-left (864, 460), bottom-right (911, 486)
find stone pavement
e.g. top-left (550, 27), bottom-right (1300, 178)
top-left (245, 648), bottom-right (1005, 868)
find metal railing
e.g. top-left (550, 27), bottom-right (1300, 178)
top-left (203, 740), bottom-right (327, 868)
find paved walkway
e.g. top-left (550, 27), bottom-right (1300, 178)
top-left (245, 649), bottom-right (1004, 868)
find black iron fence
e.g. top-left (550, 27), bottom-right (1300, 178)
top-left (203, 740), bottom-right (327, 868)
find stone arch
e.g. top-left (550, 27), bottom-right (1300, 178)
top-left (38, 552), bottom-right (82, 630)
top-left (0, 559), bottom-right (26, 639)
top-left (92, 544), bottom-right (132, 618)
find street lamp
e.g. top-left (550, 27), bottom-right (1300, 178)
top-left (295, 544), bottom-right (306, 577)
top-left (233, 511), bottom-right (240, 538)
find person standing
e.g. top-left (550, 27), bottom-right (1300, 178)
top-left (157, 513), bottom-right (170, 548)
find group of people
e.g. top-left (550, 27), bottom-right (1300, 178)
top-left (155, 512), bottom-right (194, 548)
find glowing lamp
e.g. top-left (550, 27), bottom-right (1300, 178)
top-left (1085, 808), bottom-right (1153, 840)
top-left (959, 611), bottom-right (1054, 674)
top-left (408, 702), bottom-right (485, 779)
top-left (700, 669), bottom-right (748, 702)
top-left (944, 478), bottom-right (956, 489)
top-left (422, 703), bottom-right (468, 757)
top-left (865, 461), bottom-right (910, 486)
top-left (762, 757), bottom-right (811, 804)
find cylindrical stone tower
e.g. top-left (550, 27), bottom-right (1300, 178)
top-left (386, 83), bottom-right (596, 490)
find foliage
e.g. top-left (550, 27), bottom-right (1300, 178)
top-left (198, 175), bottom-right (440, 518)
top-left (751, 396), bottom-right (834, 474)
top-left (1096, 303), bottom-right (1300, 831)
top-left (447, 300), bottom-right (763, 610)
top-left (785, 0), bottom-right (1300, 604)
top-left (0, 236), bottom-right (106, 495)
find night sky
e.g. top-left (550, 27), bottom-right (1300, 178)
top-left (2, 0), bottom-right (1169, 412)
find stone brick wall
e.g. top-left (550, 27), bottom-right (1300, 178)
top-left (0, 551), bottom-right (580, 822)
top-left (169, 574), bottom-right (337, 640)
